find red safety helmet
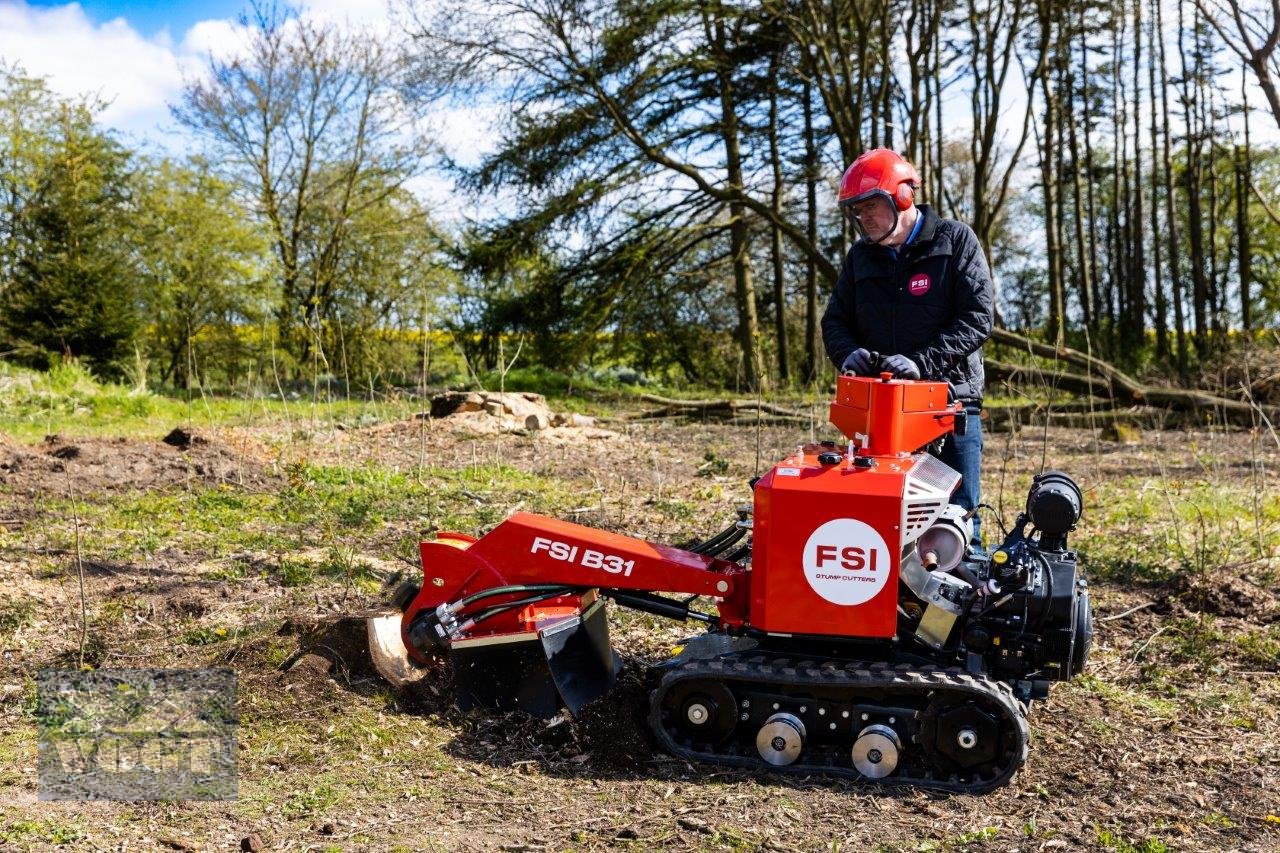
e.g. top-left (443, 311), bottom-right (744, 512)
top-left (838, 149), bottom-right (921, 212)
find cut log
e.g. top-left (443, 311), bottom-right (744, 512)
top-left (983, 405), bottom-right (1176, 431)
top-left (430, 392), bottom-right (485, 418)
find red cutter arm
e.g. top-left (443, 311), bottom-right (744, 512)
top-left (404, 511), bottom-right (750, 635)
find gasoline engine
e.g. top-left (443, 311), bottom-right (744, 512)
top-left (368, 371), bottom-right (1092, 793)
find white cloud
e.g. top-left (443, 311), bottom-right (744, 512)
top-left (299, 0), bottom-right (396, 32)
top-left (180, 18), bottom-right (254, 63)
top-left (0, 1), bottom-right (186, 140)
top-left (0, 0), bottom-right (491, 215)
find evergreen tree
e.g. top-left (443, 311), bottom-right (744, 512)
top-left (1, 103), bottom-right (139, 376)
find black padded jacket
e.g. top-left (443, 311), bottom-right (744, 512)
top-left (820, 204), bottom-right (994, 402)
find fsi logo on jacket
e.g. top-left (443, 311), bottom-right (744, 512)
top-left (909, 273), bottom-right (931, 295)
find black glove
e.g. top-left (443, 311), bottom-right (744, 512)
top-left (841, 348), bottom-right (873, 375)
top-left (882, 354), bottom-right (920, 379)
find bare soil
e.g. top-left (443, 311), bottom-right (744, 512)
top-left (1, 408), bottom-right (1278, 851)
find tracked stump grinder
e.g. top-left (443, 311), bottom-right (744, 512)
top-left (368, 372), bottom-right (1093, 793)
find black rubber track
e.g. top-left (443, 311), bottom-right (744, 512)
top-left (648, 654), bottom-right (1029, 794)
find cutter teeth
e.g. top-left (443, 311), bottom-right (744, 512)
top-left (366, 611), bottom-right (429, 688)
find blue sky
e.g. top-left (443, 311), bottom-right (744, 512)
top-left (0, 0), bottom-right (483, 213)
top-left (25, 0), bottom-right (249, 38)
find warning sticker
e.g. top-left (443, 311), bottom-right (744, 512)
top-left (802, 518), bottom-right (891, 606)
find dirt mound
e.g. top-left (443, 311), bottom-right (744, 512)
top-left (574, 659), bottom-right (655, 771)
top-left (288, 610), bottom-right (655, 770)
top-left (0, 429), bottom-right (275, 497)
top-left (1160, 571), bottom-right (1280, 621)
top-left (280, 615), bottom-right (384, 684)
top-left (162, 426), bottom-right (212, 450)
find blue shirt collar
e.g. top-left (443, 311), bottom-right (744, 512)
top-left (887, 208), bottom-right (923, 258)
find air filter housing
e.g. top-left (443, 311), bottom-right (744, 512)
top-left (1026, 471), bottom-right (1081, 551)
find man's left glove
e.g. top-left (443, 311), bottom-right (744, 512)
top-left (882, 354), bottom-right (920, 380)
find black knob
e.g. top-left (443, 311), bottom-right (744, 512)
top-left (853, 456), bottom-right (875, 469)
top-left (817, 451), bottom-right (842, 465)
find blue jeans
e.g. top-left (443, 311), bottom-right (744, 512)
top-left (931, 402), bottom-right (984, 546)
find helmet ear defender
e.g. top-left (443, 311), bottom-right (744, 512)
top-left (893, 181), bottom-right (915, 211)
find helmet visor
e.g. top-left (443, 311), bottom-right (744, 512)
top-left (841, 192), bottom-right (898, 244)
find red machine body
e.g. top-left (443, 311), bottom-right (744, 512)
top-left (750, 444), bottom-right (911, 638)
top-left (830, 371), bottom-right (961, 455)
top-left (402, 373), bottom-right (961, 651)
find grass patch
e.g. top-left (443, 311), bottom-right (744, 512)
top-left (1071, 474), bottom-right (1280, 583)
top-left (0, 360), bottom-right (421, 442)
top-left (1234, 627), bottom-right (1280, 667)
top-left (0, 818), bottom-right (86, 845)
top-left (182, 624), bottom-right (234, 645)
top-left (1076, 674), bottom-right (1178, 716)
top-left (1094, 826), bottom-right (1170, 853)
top-left (0, 596), bottom-right (36, 640)
top-left (29, 461), bottom-right (577, 566)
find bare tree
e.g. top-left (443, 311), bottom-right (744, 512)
top-left (1196, 0), bottom-right (1280, 129)
top-left (174, 3), bottom-right (426, 367)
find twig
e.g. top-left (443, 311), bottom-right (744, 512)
top-left (64, 467), bottom-right (88, 668)
top-left (1122, 625), bottom-right (1168, 677)
top-left (1097, 601), bottom-right (1157, 623)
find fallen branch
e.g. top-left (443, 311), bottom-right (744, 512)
top-left (982, 404), bottom-right (1198, 431)
top-left (1097, 601), bottom-right (1158, 623)
top-left (990, 328), bottom-right (1280, 425)
top-left (630, 394), bottom-right (806, 420)
top-left (984, 358), bottom-right (1110, 398)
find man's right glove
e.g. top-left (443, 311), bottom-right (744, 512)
top-left (882, 353), bottom-right (921, 380)
top-left (841, 348), bottom-right (873, 375)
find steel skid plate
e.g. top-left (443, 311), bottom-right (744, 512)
top-left (450, 598), bottom-right (620, 718)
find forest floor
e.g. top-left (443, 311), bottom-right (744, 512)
top-left (0, 389), bottom-right (1278, 851)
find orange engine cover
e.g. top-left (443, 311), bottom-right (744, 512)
top-left (750, 443), bottom-right (960, 639)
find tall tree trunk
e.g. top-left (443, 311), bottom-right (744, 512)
top-left (1066, 53), bottom-right (1094, 332)
top-left (1180, 0), bottom-right (1209, 357)
top-left (1129, 0), bottom-right (1146, 353)
top-left (934, 20), bottom-right (946, 210)
top-left (1115, 2), bottom-right (1133, 349)
top-left (1236, 143), bottom-right (1252, 331)
top-left (1040, 42), bottom-right (1065, 342)
top-left (1159, 0), bottom-right (1189, 373)
top-left (1052, 52), bottom-right (1070, 336)
top-left (1106, 8), bottom-right (1123, 346)
top-left (1080, 1), bottom-right (1103, 328)
top-left (878, 9), bottom-right (893, 149)
top-left (1205, 63), bottom-right (1223, 339)
top-left (802, 74), bottom-right (820, 383)
top-left (1239, 71), bottom-right (1253, 331)
top-left (767, 53), bottom-right (789, 382)
top-left (1147, 0), bottom-right (1168, 360)
top-left (709, 12), bottom-right (763, 390)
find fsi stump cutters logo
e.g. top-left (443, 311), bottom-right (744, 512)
top-left (802, 518), bottom-right (890, 605)
top-left (909, 273), bottom-right (931, 296)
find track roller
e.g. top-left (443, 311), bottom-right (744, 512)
top-left (850, 724), bottom-right (901, 779)
top-left (755, 712), bottom-right (806, 766)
